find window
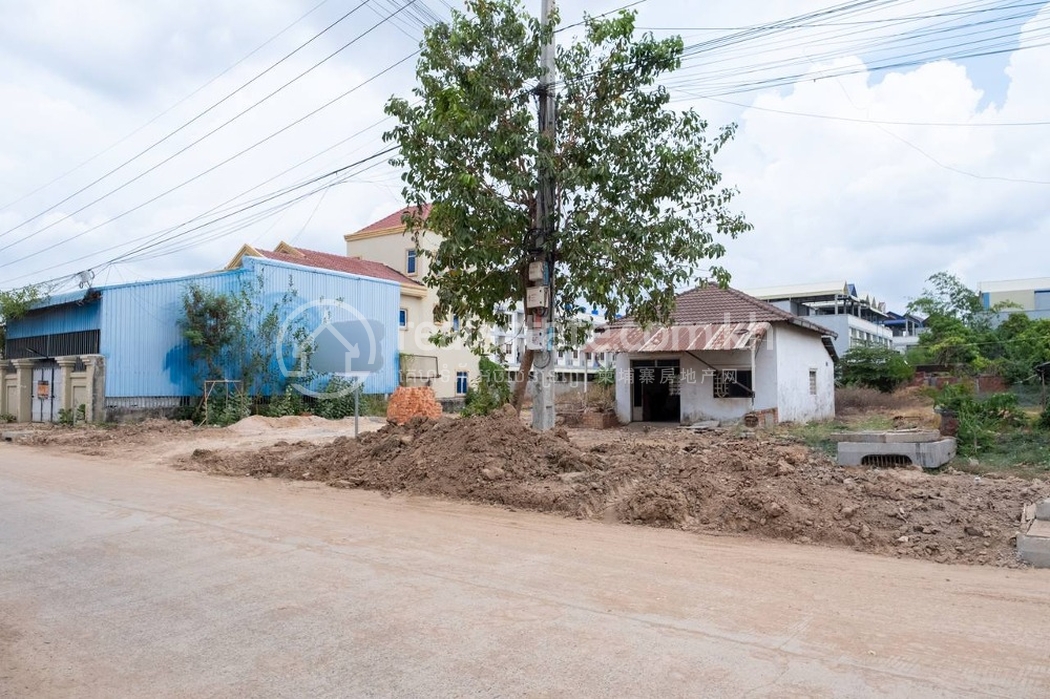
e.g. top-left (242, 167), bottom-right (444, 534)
top-left (399, 308), bottom-right (408, 328)
top-left (406, 248), bottom-right (417, 275)
top-left (713, 369), bottom-right (753, 399)
top-left (455, 371), bottom-right (469, 395)
top-left (452, 314), bottom-right (460, 331)
top-left (809, 369), bottom-right (817, 395)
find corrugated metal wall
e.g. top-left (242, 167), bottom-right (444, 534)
top-left (6, 295), bottom-right (101, 339)
top-left (96, 258), bottom-right (399, 398)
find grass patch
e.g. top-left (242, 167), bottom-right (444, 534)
top-left (954, 428), bottom-right (1050, 479)
top-left (778, 414), bottom-right (897, 457)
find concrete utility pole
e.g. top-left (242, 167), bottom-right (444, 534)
top-left (528, 0), bottom-right (557, 431)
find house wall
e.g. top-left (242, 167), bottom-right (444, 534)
top-left (611, 342), bottom-right (779, 425)
top-left (346, 228), bottom-right (479, 400)
top-left (678, 346), bottom-right (778, 423)
top-left (773, 324), bottom-right (835, 423)
top-left (614, 353), bottom-right (631, 424)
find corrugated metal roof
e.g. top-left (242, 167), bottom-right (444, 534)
top-left (978, 277), bottom-right (1050, 293)
top-left (585, 321), bottom-right (770, 353)
top-left (742, 280), bottom-right (849, 299)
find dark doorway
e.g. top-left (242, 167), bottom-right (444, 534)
top-left (631, 359), bottom-right (680, 422)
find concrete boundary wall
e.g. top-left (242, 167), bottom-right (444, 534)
top-left (0, 355), bottom-right (105, 423)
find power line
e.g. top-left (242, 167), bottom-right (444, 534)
top-left (0, 147), bottom-right (396, 289)
top-left (0, 0), bottom-right (339, 211)
top-left (0, 2), bottom-right (422, 261)
top-left (700, 95), bottom-right (1050, 127)
top-left (0, 0), bottom-right (374, 239)
top-left (0, 49), bottom-right (418, 272)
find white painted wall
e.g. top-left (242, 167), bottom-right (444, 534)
top-left (614, 353), bottom-right (631, 424)
top-left (610, 324), bottom-right (834, 425)
top-left (773, 324), bottom-right (836, 422)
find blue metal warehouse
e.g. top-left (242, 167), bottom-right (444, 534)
top-left (4, 256), bottom-right (400, 417)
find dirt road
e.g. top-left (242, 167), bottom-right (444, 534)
top-left (2, 444), bottom-right (1049, 698)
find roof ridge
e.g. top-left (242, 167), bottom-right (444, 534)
top-left (721, 286), bottom-right (799, 321)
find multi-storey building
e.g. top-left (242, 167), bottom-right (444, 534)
top-left (978, 277), bottom-right (1050, 321)
top-left (743, 281), bottom-right (903, 358)
top-left (490, 302), bottom-right (611, 387)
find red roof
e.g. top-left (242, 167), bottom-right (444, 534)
top-left (587, 321), bottom-right (772, 354)
top-left (256, 246), bottom-right (422, 287)
top-left (350, 204), bottom-right (432, 237)
top-left (608, 285), bottom-right (834, 337)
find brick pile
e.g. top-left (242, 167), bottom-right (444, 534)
top-left (386, 386), bottom-right (443, 424)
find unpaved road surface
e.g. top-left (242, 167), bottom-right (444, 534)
top-left (2, 445), bottom-right (1049, 698)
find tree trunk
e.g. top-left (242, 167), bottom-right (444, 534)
top-left (512, 347), bottom-right (535, 414)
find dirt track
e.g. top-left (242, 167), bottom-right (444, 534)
top-left (3, 444), bottom-right (1050, 697)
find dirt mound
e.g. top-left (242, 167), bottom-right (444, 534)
top-left (226, 415), bottom-right (331, 434)
top-left (181, 411), bottom-right (1049, 567)
top-left (18, 419), bottom-right (198, 450)
top-left (189, 405), bottom-right (612, 515)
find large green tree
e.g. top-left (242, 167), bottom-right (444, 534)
top-left (385, 0), bottom-right (750, 401)
top-left (906, 271), bottom-right (1049, 383)
top-left (907, 272), bottom-right (995, 368)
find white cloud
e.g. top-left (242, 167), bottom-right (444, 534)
top-left (0, 0), bottom-right (1047, 313)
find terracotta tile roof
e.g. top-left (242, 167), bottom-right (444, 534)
top-left (586, 321), bottom-right (772, 354)
top-left (350, 204), bottom-right (432, 237)
top-left (609, 285), bottom-right (835, 337)
top-left (256, 246), bottom-right (422, 287)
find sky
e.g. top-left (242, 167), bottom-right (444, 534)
top-left (0, 0), bottom-right (1048, 312)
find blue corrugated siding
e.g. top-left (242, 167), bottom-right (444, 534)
top-left (7, 299), bottom-right (101, 339)
top-left (97, 258), bottom-right (399, 398)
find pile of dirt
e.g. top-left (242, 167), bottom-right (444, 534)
top-left (189, 405), bottom-right (612, 514)
top-left (181, 410), bottom-right (1050, 567)
top-left (18, 419), bottom-right (198, 451)
top-left (225, 415), bottom-right (332, 435)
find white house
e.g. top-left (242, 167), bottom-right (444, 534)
top-left (586, 286), bottom-right (837, 426)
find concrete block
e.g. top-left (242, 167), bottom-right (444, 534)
top-left (1035, 499), bottom-right (1050, 521)
top-left (829, 430), bottom-right (941, 444)
top-left (1017, 519), bottom-right (1050, 568)
top-left (837, 438), bottom-right (956, 469)
top-left (2, 431), bottom-right (31, 442)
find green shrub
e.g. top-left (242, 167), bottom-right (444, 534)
top-left (1039, 404), bottom-right (1050, 430)
top-left (57, 408), bottom-right (75, 427)
top-left (462, 356), bottom-right (511, 417)
top-left (0, 413), bottom-right (16, 423)
top-left (267, 386), bottom-right (308, 418)
top-left (935, 385), bottom-right (1028, 456)
top-left (315, 377), bottom-right (359, 420)
top-left (838, 345), bottom-right (915, 393)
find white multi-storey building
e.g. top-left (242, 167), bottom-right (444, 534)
top-left (491, 303), bottom-right (611, 386)
top-left (743, 281), bottom-right (911, 358)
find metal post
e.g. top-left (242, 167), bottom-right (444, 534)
top-left (530, 0), bottom-right (557, 432)
top-left (354, 384), bottom-right (360, 438)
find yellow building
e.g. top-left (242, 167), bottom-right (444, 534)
top-left (344, 206), bottom-right (480, 402)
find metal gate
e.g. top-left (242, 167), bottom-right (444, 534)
top-left (31, 363), bottom-right (62, 423)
